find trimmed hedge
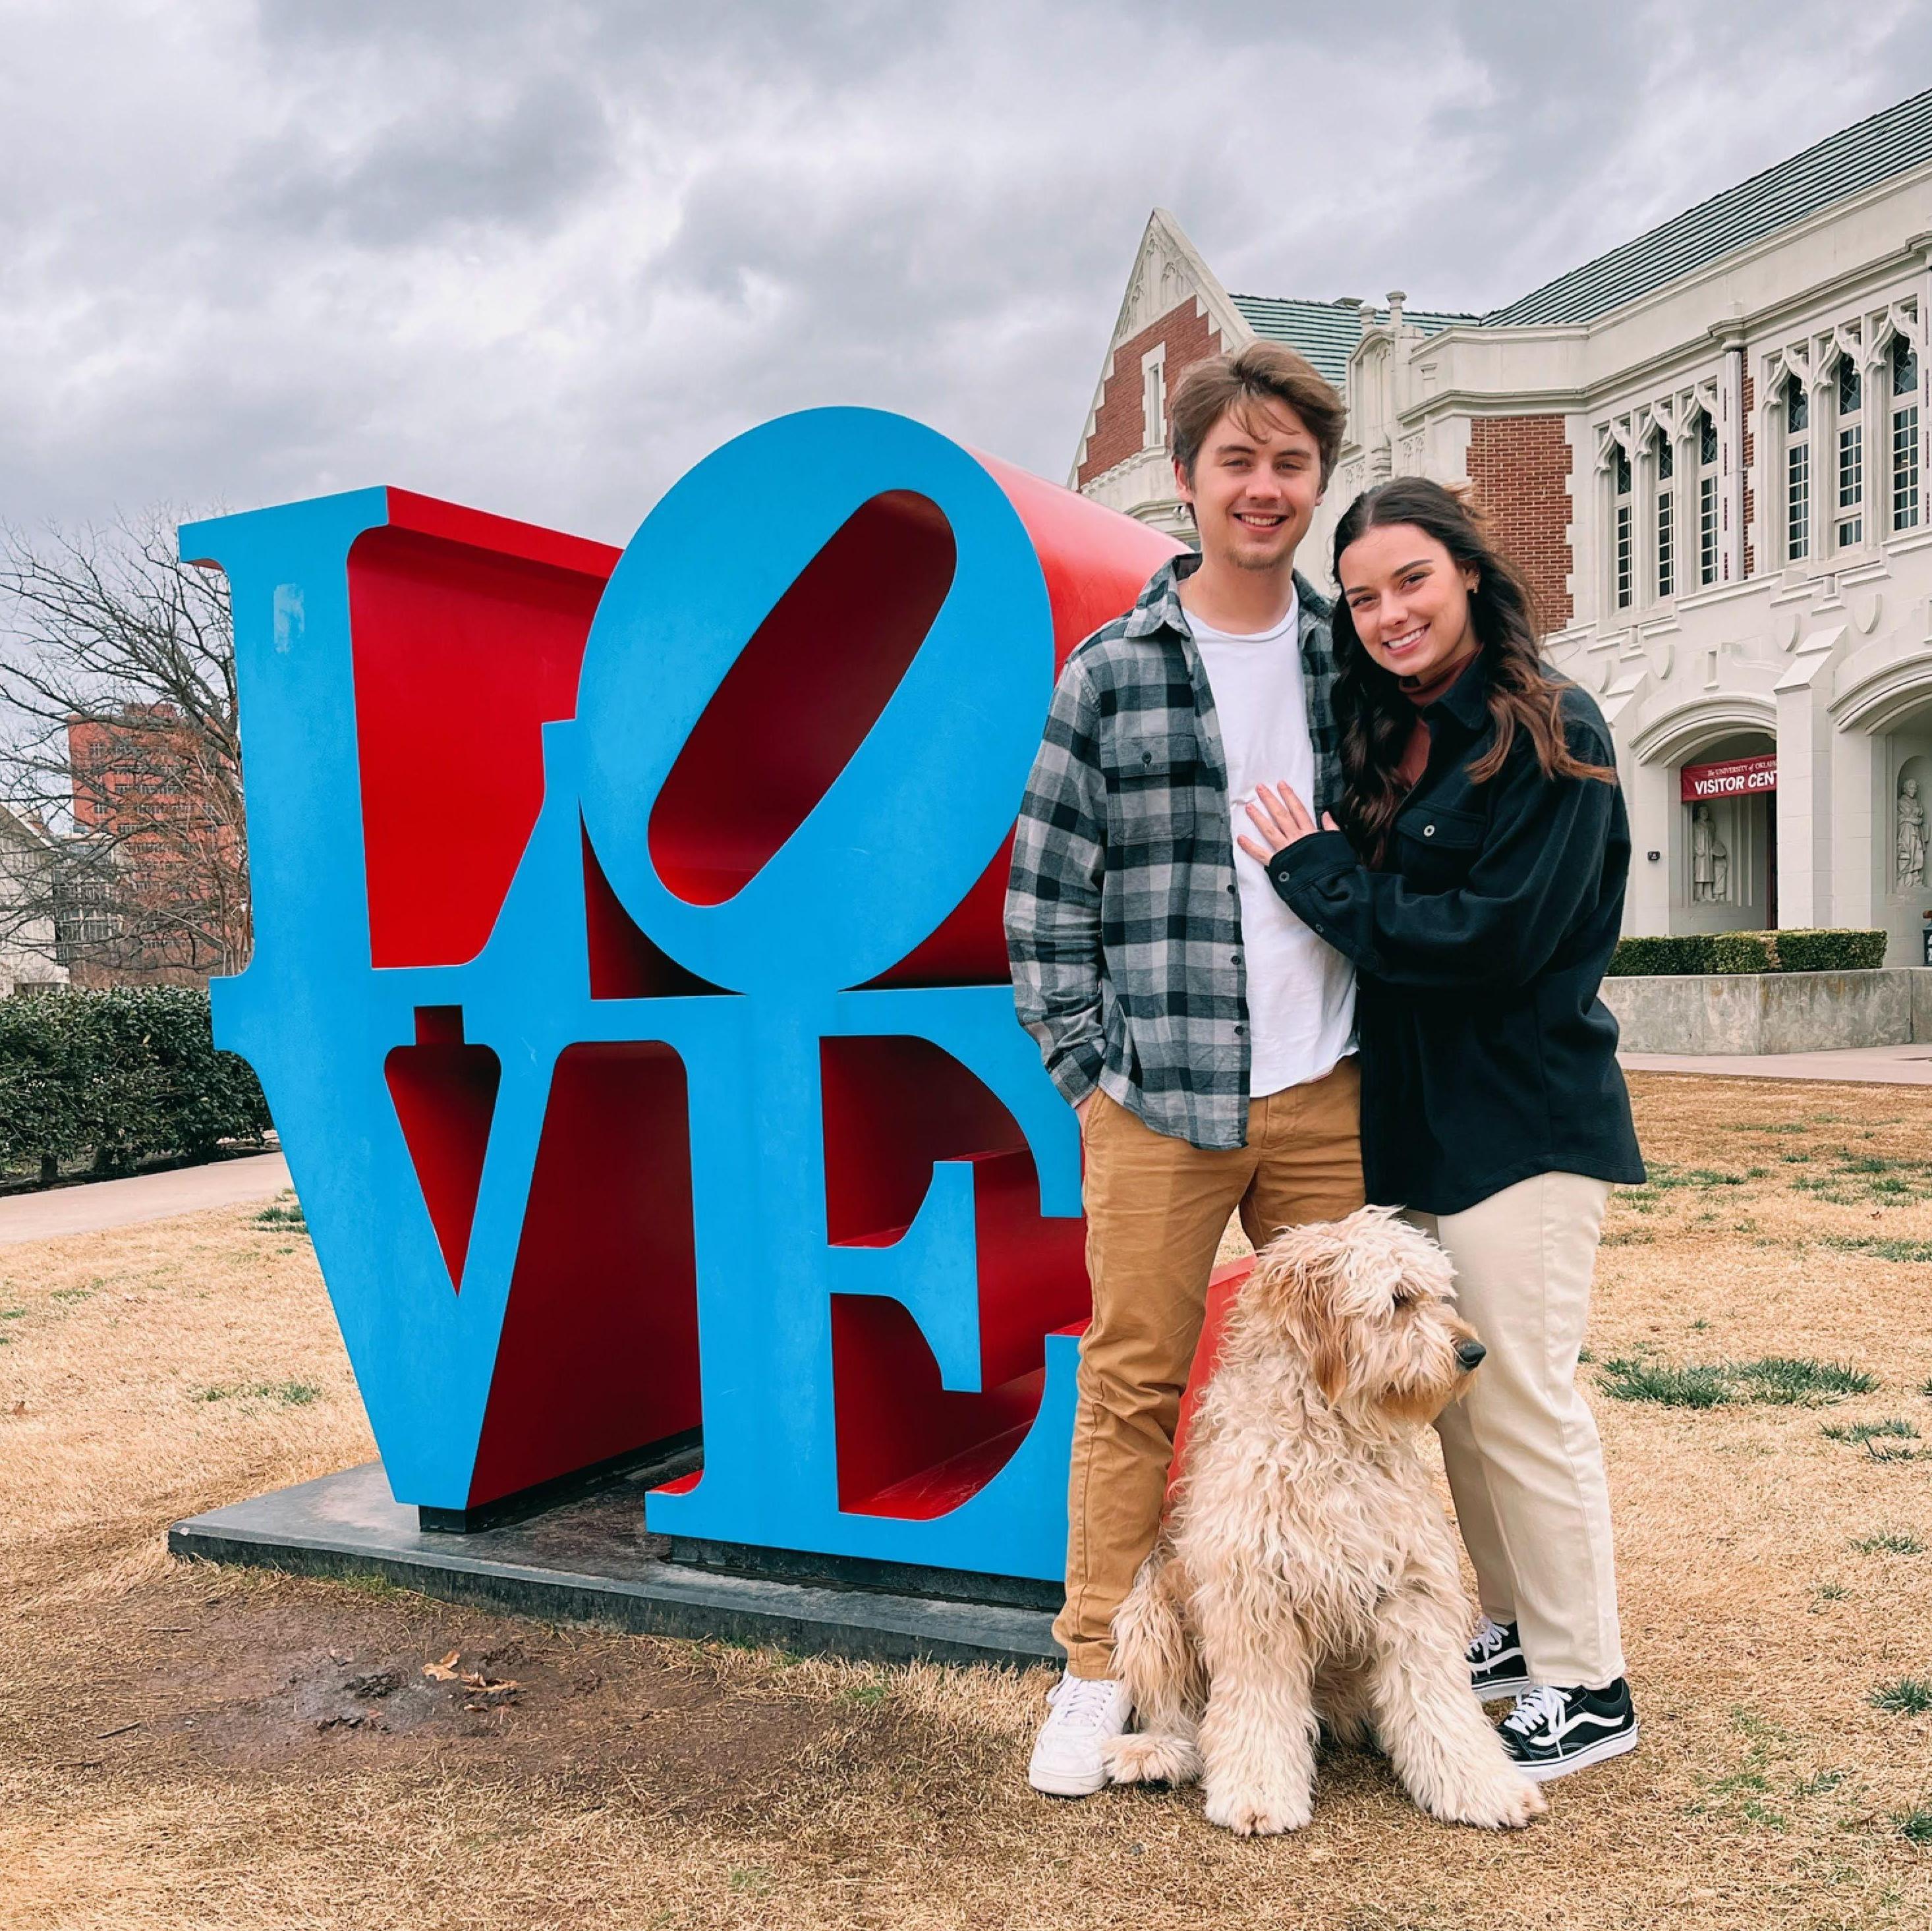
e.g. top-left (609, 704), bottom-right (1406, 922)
top-left (1606, 928), bottom-right (1891, 977)
top-left (0, 986), bottom-right (270, 1176)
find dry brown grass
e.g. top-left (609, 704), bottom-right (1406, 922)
top-left (3, 1082), bottom-right (1932, 1930)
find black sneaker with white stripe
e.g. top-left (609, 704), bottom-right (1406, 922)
top-left (1467, 1615), bottom-right (1534, 1703)
top-left (1498, 1679), bottom-right (1640, 1782)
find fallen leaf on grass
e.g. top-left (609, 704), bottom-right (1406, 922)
top-left (422, 1650), bottom-right (461, 1682)
top-left (459, 1671), bottom-right (521, 1704)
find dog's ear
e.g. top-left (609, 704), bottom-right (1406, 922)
top-left (1299, 1264), bottom-right (1351, 1407)
top-left (1246, 1224), bottom-right (1351, 1405)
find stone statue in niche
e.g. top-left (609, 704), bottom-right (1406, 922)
top-left (1691, 802), bottom-right (1729, 903)
top-left (1898, 776), bottom-right (1927, 890)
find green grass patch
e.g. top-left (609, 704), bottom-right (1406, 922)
top-left (194, 1380), bottom-right (322, 1407)
top-left (253, 1194), bottom-right (308, 1231)
top-left (1792, 1154), bottom-right (1932, 1205)
top-left (1816, 1235), bottom-right (1932, 1264)
top-left (1599, 1354), bottom-right (1875, 1408)
top-left (1850, 1530), bottom-right (1925, 1555)
top-left (1821, 1418), bottom-right (1919, 1443)
top-left (1869, 1678), bottom-right (1932, 1716)
top-left (1897, 1807), bottom-right (1932, 1844)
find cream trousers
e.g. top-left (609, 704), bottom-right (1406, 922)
top-left (1408, 1170), bottom-right (1625, 1690)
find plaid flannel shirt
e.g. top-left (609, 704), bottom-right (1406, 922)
top-left (1004, 553), bottom-right (1342, 1152)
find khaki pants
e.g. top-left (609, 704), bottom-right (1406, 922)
top-left (1409, 1171), bottom-right (1625, 1690)
top-left (1056, 1059), bottom-right (1364, 1678)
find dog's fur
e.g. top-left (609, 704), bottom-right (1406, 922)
top-left (1104, 1205), bottom-right (1545, 1835)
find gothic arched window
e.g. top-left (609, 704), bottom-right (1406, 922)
top-left (1834, 355), bottom-right (1864, 549)
top-left (1696, 410), bottom-right (1719, 585)
top-left (1612, 443), bottom-right (1632, 609)
top-left (1654, 431), bottom-right (1675, 599)
top-left (1784, 374), bottom-right (1811, 563)
top-left (1892, 335), bottom-right (1920, 533)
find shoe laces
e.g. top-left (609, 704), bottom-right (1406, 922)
top-left (1471, 1615), bottom-right (1512, 1661)
top-left (1502, 1683), bottom-right (1567, 1738)
top-left (1048, 1675), bottom-right (1123, 1734)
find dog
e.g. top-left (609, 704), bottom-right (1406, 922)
top-left (1103, 1204), bottom-right (1545, 1835)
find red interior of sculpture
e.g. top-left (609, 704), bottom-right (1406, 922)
top-left (349, 493), bottom-right (618, 969)
top-left (823, 1036), bottom-right (1089, 1517)
top-left (647, 489), bottom-right (957, 909)
top-left (468, 1040), bottom-right (702, 1507)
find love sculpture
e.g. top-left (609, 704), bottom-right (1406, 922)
top-left (188, 409), bottom-right (1179, 1584)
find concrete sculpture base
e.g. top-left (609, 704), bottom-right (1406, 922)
top-left (169, 1461), bottom-right (1061, 1669)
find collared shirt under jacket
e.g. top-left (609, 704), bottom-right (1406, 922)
top-left (1004, 553), bottom-right (1342, 1153)
top-left (1266, 656), bottom-right (1646, 1215)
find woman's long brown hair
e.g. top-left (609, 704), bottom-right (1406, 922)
top-left (1328, 478), bottom-right (1616, 867)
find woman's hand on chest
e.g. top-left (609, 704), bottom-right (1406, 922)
top-left (1236, 781), bottom-right (1339, 868)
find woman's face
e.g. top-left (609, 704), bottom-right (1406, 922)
top-left (1338, 522), bottom-right (1480, 683)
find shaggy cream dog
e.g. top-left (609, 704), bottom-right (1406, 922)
top-left (1104, 1205), bottom-right (1545, 1835)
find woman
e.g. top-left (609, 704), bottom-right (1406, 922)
top-left (1235, 477), bottom-right (1645, 1785)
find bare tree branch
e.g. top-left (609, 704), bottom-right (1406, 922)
top-left (0, 510), bottom-right (248, 985)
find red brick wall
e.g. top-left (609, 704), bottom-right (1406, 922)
top-left (1740, 370), bottom-right (1755, 577)
top-left (1465, 414), bottom-right (1574, 630)
top-left (1075, 300), bottom-right (1223, 488)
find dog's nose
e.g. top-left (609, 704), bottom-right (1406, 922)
top-left (1455, 1339), bottom-right (1487, 1370)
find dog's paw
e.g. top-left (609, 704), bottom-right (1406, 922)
top-left (1437, 1773), bottom-right (1547, 1830)
top-left (1203, 1785), bottom-right (1313, 1835)
top-left (1105, 1732), bottom-right (1202, 1787)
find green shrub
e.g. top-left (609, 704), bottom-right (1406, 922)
top-left (1606, 935), bottom-right (1712, 976)
top-left (1608, 928), bottom-right (1889, 976)
top-left (1771, 927), bottom-right (1889, 972)
top-left (1707, 930), bottom-right (1780, 974)
top-left (0, 986), bottom-right (269, 1177)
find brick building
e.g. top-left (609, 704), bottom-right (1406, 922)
top-left (61, 705), bottom-right (242, 986)
top-left (1073, 88), bottom-right (1932, 959)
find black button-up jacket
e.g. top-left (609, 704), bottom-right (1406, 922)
top-left (1268, 658), bottom-right (1645, 1216)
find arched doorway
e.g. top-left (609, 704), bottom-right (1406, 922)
top-left (1871, 696), bottom-right (1932, 963)
top-left (1671, 730), bottom-right (1778, 934)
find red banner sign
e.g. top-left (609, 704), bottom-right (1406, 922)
top-left (1682, 754), bottom-right (1776, 802)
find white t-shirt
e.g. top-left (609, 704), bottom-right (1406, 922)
top-left (1185, 595), bottom-right (1357, 1098)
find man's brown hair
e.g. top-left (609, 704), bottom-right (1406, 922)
top-left (1168, 342), bottom-right (1346, 488)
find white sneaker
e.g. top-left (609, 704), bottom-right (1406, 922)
top-left (1027, 1671), bottom-right (1132, 1797)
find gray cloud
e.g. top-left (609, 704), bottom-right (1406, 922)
top-left (0, 1), bottom-right (1925, 547)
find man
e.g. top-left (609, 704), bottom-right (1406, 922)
top-left (1006, 343), bottom-right (1365, 1797)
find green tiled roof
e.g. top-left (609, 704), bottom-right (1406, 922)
top-left (1482, 85), bottom-right (1932, 326)
top-left (1228, 295), bottom-right (1477, 384)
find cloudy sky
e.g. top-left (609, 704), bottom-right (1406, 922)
top-left (3, 0), bottom-right (1929, 547)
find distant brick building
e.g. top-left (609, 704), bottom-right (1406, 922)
top-left (61, 705), bottom-right (241, 987)
top-left (1073, 88), bottom-right (1932, 959)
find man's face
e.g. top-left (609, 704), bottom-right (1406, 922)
top-left (1175, 400), bottom-right (1325, 574)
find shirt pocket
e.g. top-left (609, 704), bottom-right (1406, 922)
top-left (1106, 731), bottom-right (1198, 848)
top-left (1393, 799), bottom-right (1485, 888)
